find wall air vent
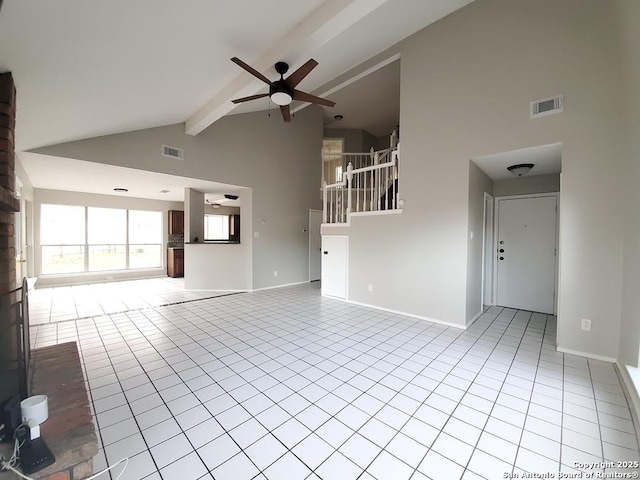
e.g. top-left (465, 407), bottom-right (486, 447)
top-left (162, 145), bottom-right (184, 160)
top-left (530, 94), bottom-right (563, 119)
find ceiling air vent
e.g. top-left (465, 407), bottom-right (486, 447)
top-left (530, 94), bottom-right (563, 119)
top-left (162, 145), bottom-right (183, 160)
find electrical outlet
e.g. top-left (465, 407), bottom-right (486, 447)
top-left (581, 318), bottom-right (592, 331)
top-left (274, 270), bottom-right (278, 277)
top-left (368, 284), bottom-right (373, 292)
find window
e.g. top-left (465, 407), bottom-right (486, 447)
top-left (41, 205), bottom-right (86, 274)
top-left (40, 204), bottom-right (162, 275)
top-left (88, 207), bottom-right (126, 271)
top-left (322, 138), bottom-right (344, 185)
top-left (129, 210), bottom-right (162, 269)
top-left (204, 215), bottom-right (229, 241)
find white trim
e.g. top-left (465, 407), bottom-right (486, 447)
top-left (252, 281), bottom-right (309, 292)
top-left (322, 221), bottom-right (350, 228)
top-left (556, 347), bottom-right (616, 363)
top-left (326, 297), bottom-right (466, 330)
top-left (349, 209), bottom-right (403, 218)
top-left (186, 289), bottom-right (247, 293)
top-left (618, 364), bottom-right (640, 425)
top-left (481, 192), bottom-right (494, 309)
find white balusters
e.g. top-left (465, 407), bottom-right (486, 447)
top-left (322, 142), bottom-right (400, 224)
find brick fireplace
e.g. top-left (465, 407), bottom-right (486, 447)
top-left (0, 71), bottom-right (24, 405)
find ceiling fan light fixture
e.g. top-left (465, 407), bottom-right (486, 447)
top-left (271, 91), bottom-right (292, 106)
top-left (507, 163), bottom-right (534, 176)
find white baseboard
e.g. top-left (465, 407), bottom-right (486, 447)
top-left (324, 295), bottom-right (466, 330)
top-left (466, 310), bottom-right (485, 328)
top-left (618, 364), bottom-right (640, 426)
top-left (252, 281), bottom-right (309, 292)
top-left (556, 347), bottom-right (616, 363)
top-left (184, 289), bottom-right (246, 293)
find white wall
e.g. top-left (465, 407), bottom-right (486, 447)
top-left (33, 188), bottom-right (184, 286)
top-left (32, 107), bottom-right (323, 290)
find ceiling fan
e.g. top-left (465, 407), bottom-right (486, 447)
top-left (230, 57), bottom-right (336, 122)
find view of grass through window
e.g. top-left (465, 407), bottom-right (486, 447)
top-left (41, 205), bottom-right (162, 274)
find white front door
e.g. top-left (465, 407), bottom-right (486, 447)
top-left (496, 195), bottom-right (557, 314)
top-left (321, 235), bottom-right (347, 299)
top-left (309, 210), bottom-right (322, 281)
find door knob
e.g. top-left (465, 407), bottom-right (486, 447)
top-left (323, 251), bottom-right (328, 255)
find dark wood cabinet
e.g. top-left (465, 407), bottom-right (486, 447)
top-left (168, 210), bottom-right (184, 235)
top-left (167, 248), bottom-right (184, 278)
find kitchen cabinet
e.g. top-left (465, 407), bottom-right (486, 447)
top-left (167, 248), bottom-right (184, 278)
top-left (168, 210), bottom-right (184, 235)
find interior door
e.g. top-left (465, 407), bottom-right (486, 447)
top-left (321, 235), bottom-right (347, 299)
top-left (496, 195), bottom-right (557, 314)
top-left (309, 210), bottom-right (322, 281)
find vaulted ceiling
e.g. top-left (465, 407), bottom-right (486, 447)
top-left (0, 0), bottom-right (473, 152)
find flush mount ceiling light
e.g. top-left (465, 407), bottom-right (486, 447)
top-left (334, 114), bottom-right (344, 121)
top-left (507, 163), bottom-right (534, 176)
top-left (113, 188), bottom-right (128, 192)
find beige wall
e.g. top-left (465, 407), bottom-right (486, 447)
top-left (33, 107), bottom-right (323, 290)
top-left (327, 0), bottom-right (628, 361)
top-left (493, 174), bottom-right (560, 198)
top-left (466, 161), bottom-right (493, 322)
top-left (324, 128), bottom-right (378, 153)
top-left (617, 0), bottom-right (640, 368)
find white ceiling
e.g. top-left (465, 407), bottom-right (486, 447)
top-left (19, 152), bottom-right (243, 203)
top-left (472, 143), bottom-right (562, 181)
top-left (0, 0), bottom-right (474, 199)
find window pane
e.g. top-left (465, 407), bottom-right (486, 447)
top-left (129, 210), bottom-right (162, 243)
top-left (204, 215), bottom-right (229, 240)
top-left (41, 205), bottom-right (85, 244)
top-left (129, 245), bottom-right (162, 269)
top-left (88, 245), bottom-right (126, 271)
top-left (41, 246), bottom-right (85, 274)
top-left (88, 208), bottom-right (126, 244)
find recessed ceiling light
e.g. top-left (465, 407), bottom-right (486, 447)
top-left (114, 188), bottom-right (128, 192)
top-left (334, 114), bottom-right (344, 121)
top-left (160, 189), bottom-right (170, 194)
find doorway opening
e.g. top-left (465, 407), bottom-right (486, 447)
top-left (472, 143), bottom-right (562, 314)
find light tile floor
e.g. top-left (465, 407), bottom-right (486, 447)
top-left (28, 277), bottom-right (231, 325)
top-left (29, 281), bottom-right (640, 480)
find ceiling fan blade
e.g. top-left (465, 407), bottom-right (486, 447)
top-left (231, 93), bottom-right (269, 104)
top-left (231, 57), bottom-right (273, 85)
top-left (280, 105), bottom-right (291, 122)
top-left (285, 59), bottom-right (318, 89)
top-left (293, 90), bottom-right (336, 107)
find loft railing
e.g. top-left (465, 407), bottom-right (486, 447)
top-left (322, 130), bottom-right (399, 185)
top-left (323, 144), bottom-right (400, 224)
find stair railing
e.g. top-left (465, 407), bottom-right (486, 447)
top-left (323, 143), bottom-right (400, 224)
